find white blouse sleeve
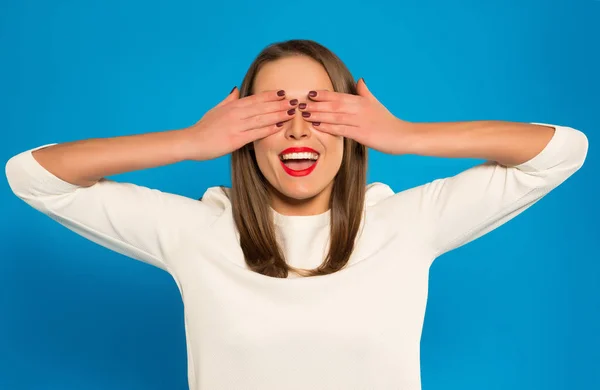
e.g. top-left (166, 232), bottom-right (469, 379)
top-left (380, 123), bottom-right (588, 261)
top-left (5, 143), bottom-right (222, 273)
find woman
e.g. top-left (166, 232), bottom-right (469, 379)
top-left (5, 39), bottom-right (588, 389)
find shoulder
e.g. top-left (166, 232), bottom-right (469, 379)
top-left (198, 185), bottom-right (232, 211)
top-left (365, 182), bottom-right (395, 206)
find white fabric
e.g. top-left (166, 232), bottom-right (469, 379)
top-left (5, 123), bottom-right (588, 389)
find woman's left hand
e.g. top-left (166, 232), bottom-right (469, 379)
top-left (298, 78), bottom-right (412, 155)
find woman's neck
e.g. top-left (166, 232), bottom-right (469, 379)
top-left (268, 182), bottom-right (333, 216)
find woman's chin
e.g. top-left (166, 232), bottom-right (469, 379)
top-left (279, 187), bottom-right (318, 201)
top-left (266, 174), bottom-right (334, 205)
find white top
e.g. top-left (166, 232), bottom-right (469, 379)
top-left (5, 123), bottom-right (588, 390)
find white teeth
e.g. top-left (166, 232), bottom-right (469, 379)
top-left (280, 152), bottom-right (319, 160)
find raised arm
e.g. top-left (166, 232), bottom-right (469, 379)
top-left (5, 129), bottom-right (221, 272)
top-left (378, 121), bottom-right (588, 263)
top-left (5, 88), bottom-right (302, 272)
top-left (28, 128), bottom-right (193, 187)
top-left (293, 87), bottom-right (588, 263)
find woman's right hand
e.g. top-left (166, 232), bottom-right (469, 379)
top-left (180, 88), bottom-right (298, 161)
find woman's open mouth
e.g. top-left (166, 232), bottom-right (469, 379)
top-left (279, 151), bottom-right (319, 177)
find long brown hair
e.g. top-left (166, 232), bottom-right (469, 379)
top-left (228, 39), bottom-right (367, 278)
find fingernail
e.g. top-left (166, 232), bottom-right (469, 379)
top-left (313, 122), bottom-right (320, 126)
top-left (287, 108), bottom-right (296, 115)
top-left (308, 91), bottom-right (317, 97)
top-left (277, 90), bottom-right (286, 96)
top-left (302, 112), bottom-right (311, 118)
top-left (276, 122), bottom-right (284, 127)
top-left (289, 99), bottom-right (298, 105)
top-left (298, 103), bottom-right (307, 109)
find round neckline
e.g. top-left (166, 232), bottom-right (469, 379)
top-left (270, 207), bottom-right (331, 228)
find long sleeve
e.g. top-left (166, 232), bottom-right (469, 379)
top-left (5, 143), bottom-right (222, 273)
top-left (381, 123), bottom-right (588, 262)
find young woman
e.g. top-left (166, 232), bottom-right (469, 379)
top-left (5, 39), bottom-right (588, 389)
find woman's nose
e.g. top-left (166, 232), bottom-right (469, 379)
top-left (285, 111), bottom-right (311, 139)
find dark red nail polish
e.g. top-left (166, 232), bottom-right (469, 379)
top-left (302, 112), bottom-right (311, 118)
top-left (287, 108), bottom-right (296, 115)
top-left (313, 122), bottom-right (320, 126)
top-left (298, 103), bottom-right (307, 109)
top-left (289, 99), bottom-right (298, 105)
top-left (308, 91), bottom-right (317, 97)
top-left (277, 90), bottom-right (285, 96)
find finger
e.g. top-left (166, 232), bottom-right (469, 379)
top-left (241, 106), bottom-right (297, 132)
top-left (235, 89), bottom-right (287, 108)
top-left (240, 98), bottom-right (298, 120)
top-left (311, 122), bottom-right (353, 138)
top-left (300, 111), bottom-right (358, 127)
top-left (215, 86), bottom-right (239, 108)
top-left (244, 122), bottom-right (287, 143)
top-left (306, 90), bottom-right (360, 104)
top-left (297, 100), bottom-right (359, 115)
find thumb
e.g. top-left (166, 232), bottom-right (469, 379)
top-left (356, 78), bottom-right (376, 101)
top-left (216, 86), bottom-right (239, 108)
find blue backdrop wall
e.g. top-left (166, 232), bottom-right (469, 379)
top-left (1, 0), bottom-right (598, 389)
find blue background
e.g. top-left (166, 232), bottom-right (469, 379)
top-left (1, 0), bottom-right (598, 389)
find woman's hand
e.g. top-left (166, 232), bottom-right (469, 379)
top-left (181, 88), bottom-right (299, 161)
top-left (298, 79), bottom-right (412, 155)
